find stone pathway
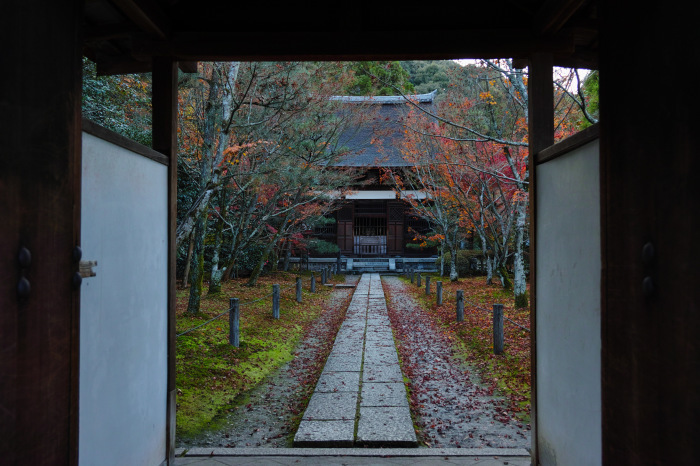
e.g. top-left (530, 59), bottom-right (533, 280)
top-left (293, 273), bottom-right (417, 447)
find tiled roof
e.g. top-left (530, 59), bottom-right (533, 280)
top-left (331, 91), bottom-right (436, 168)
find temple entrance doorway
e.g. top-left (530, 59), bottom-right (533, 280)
top-left (353, 216), bottom-right (387, 255)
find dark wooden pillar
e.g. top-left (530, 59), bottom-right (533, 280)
top-left (152, 56), bottom-right (178, 465)
top-left (0, 1), bottom-right (83, 464)
top-left (527, 52), bottom-right (554, 466)
top-left (387, 201), bottom-right (404, 255)
top-left (336, 203), bottom-right (354, 254)
top-left (600, 4), bottom-right (700, 464)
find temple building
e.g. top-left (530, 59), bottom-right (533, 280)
top-left (307, 91), bottom-right (440, 272)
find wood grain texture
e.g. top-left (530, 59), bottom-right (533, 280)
top-left (600, 3), bottom-right (700, 463)
top-left (0, 1), bottom-right (82, 464)
top-left (152, 56), bottom-right (178, 465)
top-left (527, 52), bottom-right (554, 466)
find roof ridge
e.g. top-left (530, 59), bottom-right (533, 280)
top-left (330, 89), bottom-right (436, 104)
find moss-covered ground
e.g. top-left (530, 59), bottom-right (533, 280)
top-left (175, 270), bottom-right (342, 439)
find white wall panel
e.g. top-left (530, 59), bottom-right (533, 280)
top-left (536, 139), bottom-right (601, 465)
top-left (80, 132), bottom-right (168, 466)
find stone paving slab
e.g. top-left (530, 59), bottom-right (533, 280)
top-left (364, 350), bottom-right (400, 366)
top-left (293, 420), bottom-right (355, 447)
top-left (327, 347), bottom-right (362, 360)
top-left (356, 406), bottom-right (417, 447)
top-left (367, 318), bottom-right (391, 327)
top-left (361, 382), bottom-right (409, 407)
top-left (303, 392), bottom-right (358, 420)
top-left (364, 344), bottom-right (399, 355)
top-left (363, 363), bottom-right (405, 383)
top-left (364, 347), bottom-right (396, 357)
top-left (323, 357), bottom-right (362, 372)
top-left (316, 371), bottom-right (360, 393)
top-left (365, 331), bottom-right (394, 341)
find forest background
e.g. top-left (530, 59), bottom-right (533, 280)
top-left (82, 59), bottom-right (598, 310)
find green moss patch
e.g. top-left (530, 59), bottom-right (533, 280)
top-left (175, 271), bottom-right (342, 439)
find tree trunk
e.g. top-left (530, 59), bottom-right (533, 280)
top-left (440, 240), bottom-right (445, 277)
top-left (270, 245), bottom-right (279, 272)
top-left (181, 230), bottom-right (195, 289)
top-left (208, 212), bottom-right (225, 294)
top-left (480, 230), bottom-right (493, 284)
top-left (449, 243), bottom-right (458, 282)
top-left (283, 242), bottom-right (291, 271)
top-left (497, 264), bottom-right (512, 290)
top-left (186, 213), bottom-right (207, 314)
top-left (247, 241), bottom-right (274, 286)
top-left (176, 187), bottom-right (215, 248)
top-left (513, 200), bottom-right (528, 307)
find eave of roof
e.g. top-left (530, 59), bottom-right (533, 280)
top-left (82, 1), bottom-right (599, 75)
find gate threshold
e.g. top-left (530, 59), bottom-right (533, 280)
top-left (176, 446), bottom-right (530, 457)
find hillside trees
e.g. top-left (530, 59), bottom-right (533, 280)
top-left (400, 60), bottom-right (462, 94)
top-left (344, 61), bottom-right (414, 96)
top-left (82, 57), bottom-right (152, 146)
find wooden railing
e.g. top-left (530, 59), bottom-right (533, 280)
top-left (354, 235), bottom-right (386, 256)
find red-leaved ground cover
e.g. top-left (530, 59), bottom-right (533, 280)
top-left (396, 274), bottom-right (531, 421)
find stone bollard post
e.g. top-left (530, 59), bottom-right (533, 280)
top-left (493, 304), bottom-right (504, 355)
top-left (296, 277), bottom-right (302, 303)
top-left (229, 297), bottom-right (240, 347)
top-left (456, 290), bottom-right (464, 322)
top-left (425, 275), bottom-right (431, 295)
top-left (321, 267), bottom-right (327, 285)
top-left (436, 281), bottom-right (443, 305)
top-left (272, 284), bottom-right (280, 319)
top-left (410, 270), bottom-right (414, 284)
top-left (310, 273), bottom-right (316, 293)
top-left (416, 273), bottom-right (422, 288)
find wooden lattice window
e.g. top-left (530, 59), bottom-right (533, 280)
top-left (354, 217), bottom-right (387, 237)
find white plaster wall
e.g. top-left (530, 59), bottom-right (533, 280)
top-left (80, 132), bottom-right (168, 466)
top-left (536, 139), bottom-right (601, 466)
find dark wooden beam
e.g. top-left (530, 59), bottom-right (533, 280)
top-left (110, 0), bottom-right (170, 39)
top-left (529, 53), bottom-right (555, 154)
top-left (152, 56), bottom-right (178, 465)
top-left (94, 55), bottom-right (197, 76)
top-left (83, 21), bottom-right (140, 42)
top-left (536, 123), bottom-right (599, 165)
top-left (82, 118), bottom-right (169, 166)
top-left (512, 58), bottom-right (528, 69)
top-left (132, 29), bottom-right (574, 62)
top-left (96, 55), bottom-right (152, 75)
top-left (178, 61), bottom-right (198, 73)
top-left (527, 51), bottom-right (554, 466)
top-left (534, 0), bottom-right (589, 36)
